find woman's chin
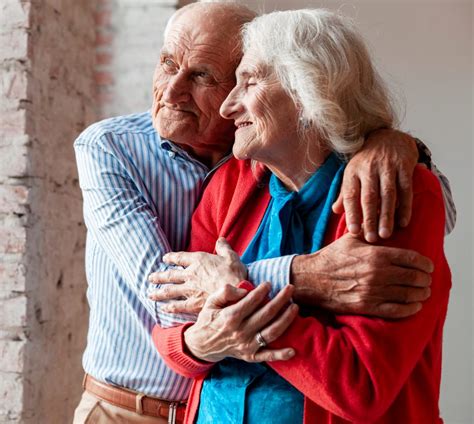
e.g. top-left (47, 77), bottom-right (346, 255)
top-left (232, 145), bottom-right (251, 161)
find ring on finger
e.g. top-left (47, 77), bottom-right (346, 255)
top-left (255, 331), bottom-right (267, 348)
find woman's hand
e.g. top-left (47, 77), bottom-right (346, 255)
top-left (149, 238), bottom-right (247, 313)
top-left (333, 129), bottom-right (418, 243)
top-left (184, 283), bottom-right (298, 363)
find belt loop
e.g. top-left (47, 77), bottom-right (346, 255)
top-left (168, 402), bottom-right (177, 424)
top-left (136, 393), bottom-right (145, 415)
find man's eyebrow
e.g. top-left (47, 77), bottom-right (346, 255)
top-left (160, 49), bottom-right (173, 57)
top-left (192, 64), bottom-right (214, 73)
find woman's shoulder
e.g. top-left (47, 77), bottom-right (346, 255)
top-left (412, 165), bottom-right (444, 202)
top-left (329, 164), bottom-right (446, 243)
top-left (213, 157), bottom-right (264, 184)
top-left (199, 158), bottom-right (269, 217)
top-left (209, 158), bottom-right (269, 201)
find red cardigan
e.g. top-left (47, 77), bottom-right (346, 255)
top-left (153, 158), bottom-right (451, 424)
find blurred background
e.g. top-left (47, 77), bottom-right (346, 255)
top-left (0, 0), bottom-right (471, 422)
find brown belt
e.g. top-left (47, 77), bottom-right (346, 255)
top-left (83, 374), bottom-right (186, 423)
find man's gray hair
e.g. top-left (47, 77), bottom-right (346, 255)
top-left (165, 1), bottom-right (257, 41)
top-left (242, 9), bottom-right (396, 156)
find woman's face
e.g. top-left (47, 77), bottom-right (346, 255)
top-left (220, 51), bottom-right (299, 164)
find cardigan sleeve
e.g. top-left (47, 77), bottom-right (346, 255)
top-left (267, 167), bottom-right (451, 422)
top-left (152, 323), bottom-right (214, 378)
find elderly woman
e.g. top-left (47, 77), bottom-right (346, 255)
top-left (152, 9), bottom-right (450, 424)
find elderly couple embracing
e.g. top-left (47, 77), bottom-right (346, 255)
top-left (73, 2), bottom-right (454, 424)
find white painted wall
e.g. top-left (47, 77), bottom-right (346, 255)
top-left (235, 0), bottom-right (472, 422)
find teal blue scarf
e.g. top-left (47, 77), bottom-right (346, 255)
top-left (242, 152), bottom-right (345, 261)
top-left (196, 153), bottom-right (345, 424)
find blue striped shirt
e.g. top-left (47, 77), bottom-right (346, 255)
top-left (74, 111), bottom-right (292, 399)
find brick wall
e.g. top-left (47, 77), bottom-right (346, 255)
top-left (0, 0), bottom-right (96, 422)
top-left (1, 0), bottom-right (187, 421)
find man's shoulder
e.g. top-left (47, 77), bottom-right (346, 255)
top-left (74, 111), bottom-right (157, 151)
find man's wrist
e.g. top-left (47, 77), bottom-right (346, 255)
top-left (290, 253), bottom-right (327, 306)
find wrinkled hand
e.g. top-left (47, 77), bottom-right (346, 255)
top-left (333, 129), bottom-right (418, 242)
top-left (184, 283), bottom-right (298, 363)
top-left (291, 233), bottom-right (433, 319)
top-left (148, 238), bottom-right (247, 313)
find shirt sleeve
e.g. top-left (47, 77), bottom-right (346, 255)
top-left (415, 138), bottom-right (456, 234)
top-left (74, 136), bottom-right (194, 327)
top-left (431, 163), bottom-right (456, 234)
top-left (246, 255), bottom-right (295, 298)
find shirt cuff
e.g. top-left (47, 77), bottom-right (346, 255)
top-left (246, 254), bottom-right (296, 299)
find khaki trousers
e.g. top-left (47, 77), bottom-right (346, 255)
top-left (73, 391), bottom-right (168, 424)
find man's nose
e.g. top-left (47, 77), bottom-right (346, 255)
top-left (161, 72), bottom-right (191, 104)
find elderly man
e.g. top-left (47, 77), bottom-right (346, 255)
top-left (73, 3), bottom-right (455, 424)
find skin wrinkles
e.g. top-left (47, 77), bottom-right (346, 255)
top-left (152, 11), bottom-right (242, 168)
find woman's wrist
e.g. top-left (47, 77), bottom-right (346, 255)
top-left (183, 326), bottom-right (217, 363)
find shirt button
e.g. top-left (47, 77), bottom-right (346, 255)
top-left (168, 151), bottom-right (176, 159)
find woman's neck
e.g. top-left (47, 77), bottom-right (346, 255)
top-left (267, 142), bottom-right (331, 192)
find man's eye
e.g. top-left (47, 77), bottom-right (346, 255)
top-left (194, 72), bottom-right (216, 85)
top-left (195, 72), bottom-right (210, 79)
top-left (162, 58), bottom-right (177, 71)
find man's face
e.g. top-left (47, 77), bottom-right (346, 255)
top-left (152, 14), bottom-right (239, 162)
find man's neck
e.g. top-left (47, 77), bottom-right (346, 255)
top-left (175, 143), bottom-right (231, 169)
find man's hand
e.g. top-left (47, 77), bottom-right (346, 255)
top-left (291, 233), bottom-right (433, 319)
top-left (148, 238), bottom-right (247, 313)
top-left (184, 283), bottom-right (298, 363)
top-left (333, 129), bottom-right (418, 242)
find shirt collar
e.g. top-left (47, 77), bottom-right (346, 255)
top-left (159, 138), bottom-right (232, 178)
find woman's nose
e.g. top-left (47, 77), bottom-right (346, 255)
top-left (220, 88), bottom-right (241, 120)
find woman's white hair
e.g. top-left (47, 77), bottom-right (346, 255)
top-left (242, 9), bottom-right (396, 156)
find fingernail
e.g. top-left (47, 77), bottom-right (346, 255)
top-left (286, 348), bottom-right (295, 358)
top-left (366, 232), bottom-right (377, 243)
top-left (348, 224), bottom-right (360, 233)
top-left (379, 227), bottom-right (390, 239)
top-left (400, 218), bottom-right (409, 227)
